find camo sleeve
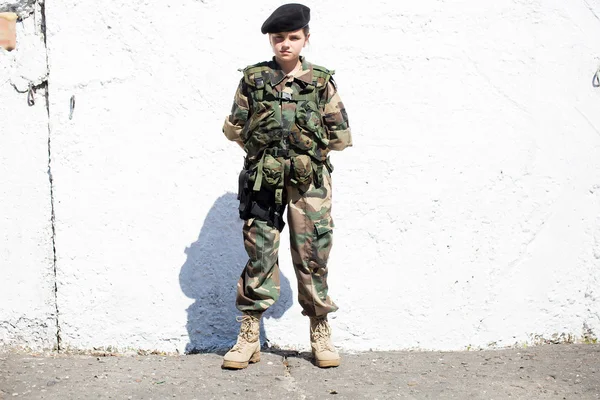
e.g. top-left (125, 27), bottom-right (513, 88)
top-left (322, 80), bottom-right (353, 151)
top-left (223, 79), bottom-right (250, 148)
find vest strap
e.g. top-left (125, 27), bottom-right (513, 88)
top-left (313, 161), bottom-right (324, 188)
top-left (252, 153), bottom-right (266, 192)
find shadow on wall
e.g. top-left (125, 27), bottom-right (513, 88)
top-left (179, 192), bottom-right (293, 353)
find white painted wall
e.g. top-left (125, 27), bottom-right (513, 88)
top-left (0, 0), bottom-right (56, 349)
top-left (2, 0), bottom-right (600, 352)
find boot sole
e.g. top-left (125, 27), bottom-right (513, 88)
top-left (315, 358), bottom-right (340, 368)
top-left (221, 352), bottom-right (261, 369)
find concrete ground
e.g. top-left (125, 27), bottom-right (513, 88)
top-left (1, 344), bottom-right (599, 399)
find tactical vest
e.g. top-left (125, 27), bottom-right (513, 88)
top-left (240, 61), bottom-right (334, 164)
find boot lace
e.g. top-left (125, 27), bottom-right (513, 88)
top-left (311, 319), bottom-right (334, 352)
top-left (230, 315), bottom-right (258, 353)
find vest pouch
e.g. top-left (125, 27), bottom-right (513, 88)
top-left (295, 101), bottom-right (321, 133)
top-left (244, 102), bottom-right (279, 137)
top-left (243, 101), bottom-right (282, 160)
top-left (295, 100), bottom-right (329, 147)
top-left (262, 154), bottom-right (284, 189)
top-left (292, 155), bottom-right (313, 185)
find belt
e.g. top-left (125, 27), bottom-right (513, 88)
top-left (264, 148), bottom-right (296, 158)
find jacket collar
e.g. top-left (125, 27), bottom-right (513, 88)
top-left (268, 56), bottom-right (313, 86)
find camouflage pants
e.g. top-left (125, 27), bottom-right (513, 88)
top-left (236, 164), bottom-right (338, 318)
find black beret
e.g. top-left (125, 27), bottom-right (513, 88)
top-left (261, 3), bottom-right (310, 34)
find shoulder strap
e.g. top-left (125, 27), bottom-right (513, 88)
top-left (308, 64), bottom-right (335, 107)
top-left (242, 63), bottom-right (271, 102)
top-left (243, 63), bottom-right (270, 87)
top-left (311, 64), bottom-right (335, 89)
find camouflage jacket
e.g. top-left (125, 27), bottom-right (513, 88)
top-left (223, 57), bottom-right (352, 163)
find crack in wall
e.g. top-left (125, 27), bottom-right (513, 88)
top-left (583, 0), bottom-right (600, 23)
top-left (46, 82), bottom-right (60, 352)
top-left (36, 0), bottom-right (60, 352)
top-left (38, 0), bottom-right (45, 47)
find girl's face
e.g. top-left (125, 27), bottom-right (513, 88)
top-left (269, 29), bottom-right (309, 63)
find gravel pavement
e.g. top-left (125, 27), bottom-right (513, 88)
top-left (1, 344), bottom-right (599, 399)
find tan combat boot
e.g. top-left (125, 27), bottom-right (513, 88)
top-left (310, 316), bottom-right (340, 368)
top-left (222, 314), bottom-right (261, 369)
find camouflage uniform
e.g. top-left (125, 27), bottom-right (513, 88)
top-left (223, 56), bottom-right (352, 318)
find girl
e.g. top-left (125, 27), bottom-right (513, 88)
top-left (222, 3), bottom-right (352, 369)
